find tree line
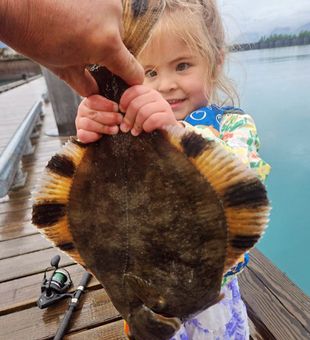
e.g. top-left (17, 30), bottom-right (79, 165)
top-left (231, 30), bottom-right (310, 52)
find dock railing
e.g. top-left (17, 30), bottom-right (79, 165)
top-left (0, 100), bottom-right (43, 197)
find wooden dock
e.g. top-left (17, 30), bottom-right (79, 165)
top-left (0, 78), bottom-right (309, 339)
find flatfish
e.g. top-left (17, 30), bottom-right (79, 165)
top-left (32, 1), bottom-right (270, 339)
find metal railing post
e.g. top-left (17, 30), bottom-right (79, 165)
top-left (0, 100), bottom-right (43, 197)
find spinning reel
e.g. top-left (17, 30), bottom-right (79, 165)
top-left (37, 255), bottom-right (72, 309)
top-left (37, 255), bottom-right (91, 339)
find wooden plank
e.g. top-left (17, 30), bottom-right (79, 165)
top-left (0, 288), bottom-right (120, 340)
top-left (0, 234), bottom-right (51, 259)
top-left (0, 220), bottom-right (36, 241)
top-left (0, 248), bottom-right (74, 283)
top-left (239, 251), bottom-right (310, 339)
top-left (0, 264), bottom-right (99, 315)
top-left (67, 319), bottom-right (127, 340)
top-left (0, 206), bottom-right (32, 229)
top-left (250, 248), bottom-right (310, 322)
top-left (248, 317), bottom-right (267, 340)
top-left (0, 197), bottom-right (33, 214)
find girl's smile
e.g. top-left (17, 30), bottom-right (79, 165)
top-left (166, 98), bottom-right (187, 110)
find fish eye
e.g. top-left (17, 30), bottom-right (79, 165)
top-left (176, 62), bottom-right (190, 71)
top-left (145, 69), bottom-right (157, 78)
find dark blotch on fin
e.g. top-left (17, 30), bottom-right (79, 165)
top-left (58, 242), bottom-right (75, 251)
top-left (32, 203), bottom-right (66, 227)
top-left (131, 0), bottom-right (148, 17)
top-left (181, 132), bottom-right (209, 158)
top-left (224, 179), bottom-right (268, 208)
top-left (47, 154), bottom-right (75, 178)
top-left (231, 234), bottom-right (261, 249)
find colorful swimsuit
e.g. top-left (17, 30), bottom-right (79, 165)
top-left (170, 105), bottom-right (270, 339)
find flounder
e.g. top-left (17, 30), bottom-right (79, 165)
top-left (32, 1), bottom-right (270, 339)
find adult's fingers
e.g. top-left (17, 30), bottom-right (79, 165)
top-left (51, 66), bottom-right (99, 97)
top-left (99, 40), bottom-right (144, 86)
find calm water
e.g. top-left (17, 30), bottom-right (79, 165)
top-left (228, 45), bottom-right (310, 295)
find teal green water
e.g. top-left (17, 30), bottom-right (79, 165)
top-left (228, 45), bottom-right (310, 296)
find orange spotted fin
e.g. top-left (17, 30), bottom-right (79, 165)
top-left (164, 126), bottom-right (270, 273)
top-left (32, 138), bottom-right (87, 267)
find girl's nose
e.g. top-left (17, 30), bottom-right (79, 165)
top-left (157, 75), bottom-right (177, 93)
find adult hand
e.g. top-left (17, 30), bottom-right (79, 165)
top-left (0, 0), bottom-right (144, 96)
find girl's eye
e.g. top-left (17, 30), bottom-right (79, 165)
top-left (145, 69), bottom-right (157, 78)
top-left (176, 63), bottom-right (190, 71)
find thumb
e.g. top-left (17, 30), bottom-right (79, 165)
top-left (99, 41), bottom-right (144, 86)
top-left (51, 66), bottom-right (99, 97)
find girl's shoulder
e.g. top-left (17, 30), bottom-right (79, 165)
top-left (220, 105), bottom-right (245, 115)
top-left (183, 105), bottom-right (246, 131)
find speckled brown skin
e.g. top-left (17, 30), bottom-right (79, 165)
top-left (68, 131), bottom-right (227, 339)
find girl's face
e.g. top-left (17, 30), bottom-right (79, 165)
top-left (139, 33), bottom-right (210, 120)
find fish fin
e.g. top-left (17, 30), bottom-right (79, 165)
top-left (32, 137), bottom-right (87, 267)
top-left (124, 273), bottom-right (166, 312)
top-left (128, 304), bottom-right (181, 340)
top-left (163, 126), bottom-right (270, 273)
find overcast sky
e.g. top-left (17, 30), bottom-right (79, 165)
top-left (218, 0), bottom-right (310, 42)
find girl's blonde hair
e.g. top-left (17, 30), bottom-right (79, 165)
top-left (138, 0), bottom-right (238, 106)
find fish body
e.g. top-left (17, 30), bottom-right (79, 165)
top-left (33, 128), bottom-right (269, 340)
top-left (68, 132), bottom-right (227, 320)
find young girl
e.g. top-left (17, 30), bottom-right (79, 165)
top-left (76, 0), bottom-right (270, 338)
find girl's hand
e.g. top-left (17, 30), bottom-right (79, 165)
top-left (119, 85), bottom-right (179, 136)
top-left (75, 95), bottom-right (123, 143)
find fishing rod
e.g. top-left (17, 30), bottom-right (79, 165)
top-left (37, 255), bottom-right (91, 340)
top-left (53, 271), bottom-right (91, 340)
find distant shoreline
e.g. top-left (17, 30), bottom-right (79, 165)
top-left (231, 40), bottom-right (310, 52)
top-left (231, 32), bottom-right (310, 52)
top-left (0, 57), bottom-right (41, 82)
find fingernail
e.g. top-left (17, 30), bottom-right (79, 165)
top-left (120, 122), bottom-right (130, 133)
top-left (117, 114), bottom-right (123, 124)
top-left (113, 103), bottom-right (119, 112)
top-left (110, 126), bottom-right (119, 135)
top-left (119, 104), bottom-right (125, 113)
top-left (131, 128), bottom-right (140, 136)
